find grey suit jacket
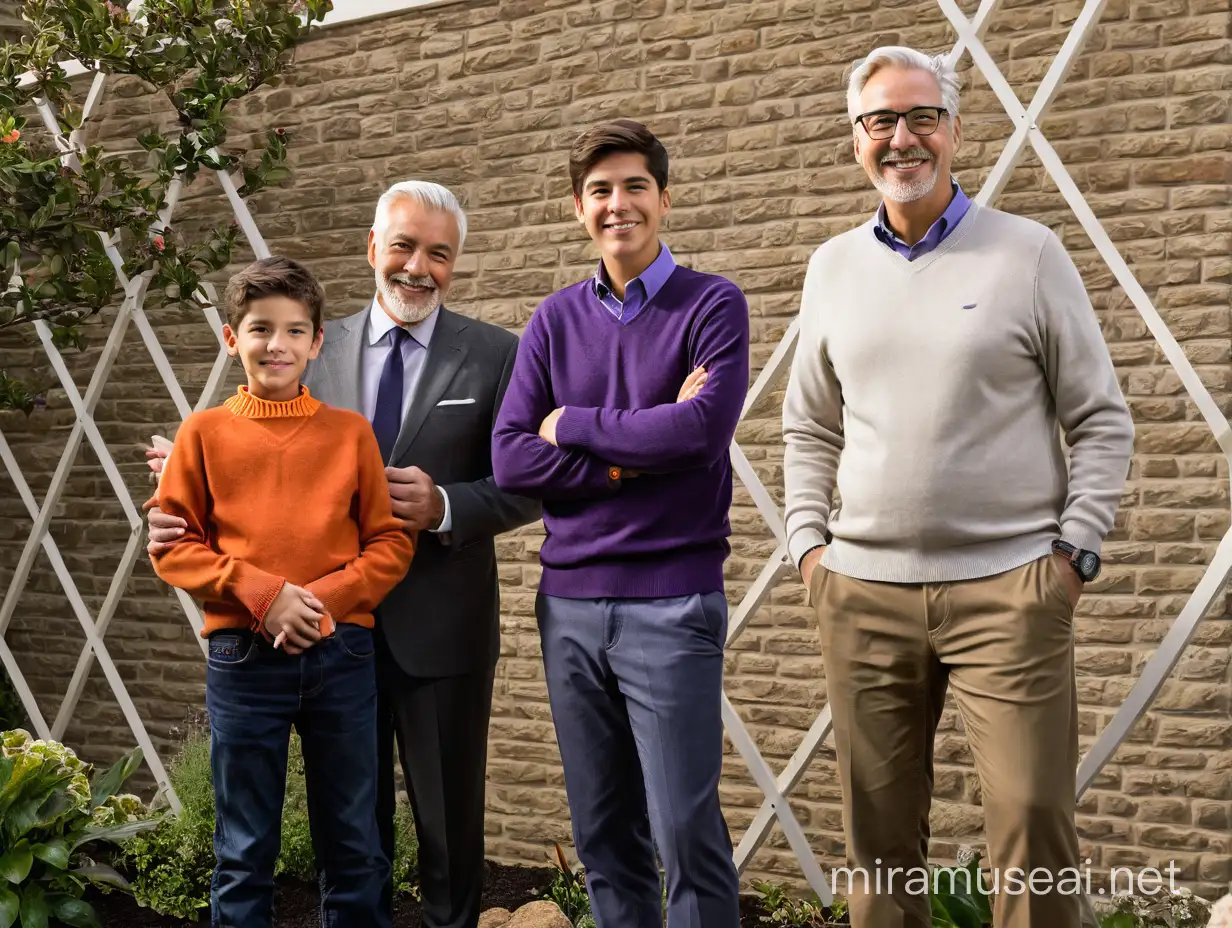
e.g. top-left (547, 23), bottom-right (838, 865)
top-left (304, 304), bottom-right (541, 677)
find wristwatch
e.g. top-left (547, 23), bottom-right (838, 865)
top-left (1052, 540), bottom-right (1101, 583)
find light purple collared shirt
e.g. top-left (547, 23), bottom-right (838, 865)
top-left (593, 242), bottom-right (677, 324)
top-left (874, 179), bottom-right (971, 261)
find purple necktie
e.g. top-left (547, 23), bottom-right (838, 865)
top-left (372, 326), bottom-right (410, 463)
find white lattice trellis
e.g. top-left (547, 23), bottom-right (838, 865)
top-left (718, 0), bottom-right (1232, 904)
top-left (0, 66), bottom-right (271, 812)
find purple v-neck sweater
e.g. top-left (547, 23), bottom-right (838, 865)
top-left (492, 264), bottom-right (750, 599)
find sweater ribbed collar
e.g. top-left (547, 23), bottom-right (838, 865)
top-left (224, 385), bottom-right (322, 419)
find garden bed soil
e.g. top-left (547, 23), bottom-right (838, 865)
top-left (86, 860), bottom-right (556, 926)
top-left (86, 860), bottom-right (783, 926)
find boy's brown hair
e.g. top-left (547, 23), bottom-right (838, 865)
top-left (568, 118), bottom-right (669, 198)
top-left (224, 256), bottom-right (326, 330)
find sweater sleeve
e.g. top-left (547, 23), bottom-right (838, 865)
top-left (1034, 230), bottom-right (1135, 556)
top-left (491, 307), bottom-right (623, 500)
top-left (782, 252), bottom-right (845, 570)
top-left (305, 423), bottom-right (416, 618)
top-left (552, 286), bottom-right (750, 472)
top-left (149, 416), bottom-right (287, 626)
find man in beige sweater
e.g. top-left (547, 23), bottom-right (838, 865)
top-left (782, 46), bottom-right (1135, 928)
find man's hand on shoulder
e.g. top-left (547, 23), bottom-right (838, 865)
top-left (143, 441), bottom-right (188, 555)
top-left (386, 465), bottom-right (445, 533)
top-left (146, 507), bottom-right (187, 555)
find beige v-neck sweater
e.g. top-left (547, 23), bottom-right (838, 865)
top-left (782, 202), bottom-right (1134, 583)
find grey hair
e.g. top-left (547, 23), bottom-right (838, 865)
top-left (846, 46), bottom-right (962, 123)
top-left (372, 180), bottom-right (468, 254)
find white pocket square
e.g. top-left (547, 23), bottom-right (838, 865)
top-left (436, 398), bottom-right (476, 406)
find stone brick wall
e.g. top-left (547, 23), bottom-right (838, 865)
top-left (1, 0), bottom-right (1229, 898)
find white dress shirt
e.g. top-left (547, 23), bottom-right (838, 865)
top-left (360, 297), bottom-right (452, 534)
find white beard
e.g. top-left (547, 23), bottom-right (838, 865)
top-left (376, 269), bottom-right (441, 325)
top-left (871, 148), bottom-right (939, 203)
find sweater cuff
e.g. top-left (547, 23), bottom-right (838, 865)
top-left (554, 407), bottom-right (596, 451)
top-left (1060, 521), bottom-right (1105, 558)
top-left (236, 576), bottom-right (285, 630)
top-left (789, 527), bottom-right (829, 572)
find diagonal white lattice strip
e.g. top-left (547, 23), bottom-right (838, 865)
top-left (0, 69), bottom-right (267, 811)
top-left (721, 0), bottom-right (1232, 897)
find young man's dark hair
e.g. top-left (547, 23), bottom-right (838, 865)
top-left (224, 255), bottom-right (327, 331)
top-left (567, 118), bottom-right (670, 197)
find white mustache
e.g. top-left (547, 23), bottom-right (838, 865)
top-left (881, 148), bottom-right (932, 164)
top-left (390, 274), bottom-right (436, 289)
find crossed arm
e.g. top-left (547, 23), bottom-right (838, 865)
top-left (491, 293), bottom-right (748, 499)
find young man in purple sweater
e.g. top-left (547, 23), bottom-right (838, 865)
top-left (492, 120), bottom-right (749, 928)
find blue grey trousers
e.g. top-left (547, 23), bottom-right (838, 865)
top-left (536, 591), bottom-right (741, 928)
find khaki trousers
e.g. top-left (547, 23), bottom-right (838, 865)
top-left (810, 554), bottom-right (1083, 928)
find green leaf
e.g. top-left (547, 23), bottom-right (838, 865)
top-left (30, 839), bottom-right (69, 872)
top-left (18, 884), bottom-right (47, 928)
top-left (262, 166), bottom-right (291, 185)
top-left (0, 841), bottom-right (32, 884)
top-left (1101, 913), bottom-right (1137, 928)
top-left (72, 817), bottom-right (160, 850)
top-left (48, 895), bottom-right (99, 928)
top-left (88, 747), bottom-right (142, 810)
top-left (0, 887), bottom-right (16, 928)
top-left (70, 864), bottom-right (129, 892)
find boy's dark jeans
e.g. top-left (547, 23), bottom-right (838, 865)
top-left (205, 622), bottom-right (390, 928)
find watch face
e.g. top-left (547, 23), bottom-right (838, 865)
top-left (1079, 552), bottom-right (1099, 579)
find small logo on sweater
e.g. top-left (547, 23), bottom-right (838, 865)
top-left (962, 303), bottom-right (977, 310)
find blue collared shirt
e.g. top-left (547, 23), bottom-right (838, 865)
top-left (873, 179), bottom-right (971, 261)
top-left (593, 242), bottom-right (677, 324)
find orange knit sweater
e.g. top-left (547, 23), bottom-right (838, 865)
top-left (150, 385), bottom-right (416, 638)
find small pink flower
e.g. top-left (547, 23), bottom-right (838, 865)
top-left (1, 129), bottom-right (20, 144)
top-left (152, 235), bottom-right (165, 251)
top-left (104, 1), bottom-right (126, 18)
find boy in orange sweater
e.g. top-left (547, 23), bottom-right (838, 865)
top-left (150, 256), bottom-right (414, 928)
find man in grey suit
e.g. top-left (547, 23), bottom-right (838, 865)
top-left (146, 181), bottom-right (540, 928)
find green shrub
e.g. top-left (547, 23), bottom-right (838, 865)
top-left (0, 667), bottom-right (27, 734)
top-left (0, 729), bottom-right (160, 928)
top-left (751, 881), bottom-right (842, 926)
top-left (539, 843), bottom-right (592, 926)
top-left (116, 723), bottom-right (419, 919)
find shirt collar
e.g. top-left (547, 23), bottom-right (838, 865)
top-left (874, 178), bottom-right (969, 248)
top-left (593, 242), bottom-right (677, 304)
top-left (367, 296), bottom-right (439, 350)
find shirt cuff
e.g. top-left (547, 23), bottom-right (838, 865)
top-left (431, 485), bottom-right (452, 534)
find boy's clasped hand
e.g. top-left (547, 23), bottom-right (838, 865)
top-left (264, 582), bottom-right (329, 653)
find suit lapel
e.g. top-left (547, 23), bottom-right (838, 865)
top-left (322, 308), bottom-right (367, 415)
top-left (389, 307), bottom-right (469, 466)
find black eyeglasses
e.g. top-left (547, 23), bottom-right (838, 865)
top-left (854, 106), bottom-right (948, 140)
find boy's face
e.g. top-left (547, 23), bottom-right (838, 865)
top-left (574, 151), bottom-right (670, 268)
top-left (222, 295), bottom-right (323, 403)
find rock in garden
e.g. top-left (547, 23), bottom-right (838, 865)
top-left (507, 900), bottom-right (573, 928)
top-left (478, 909), bottom-right (513, 928)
